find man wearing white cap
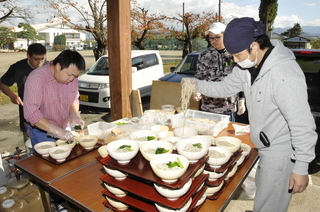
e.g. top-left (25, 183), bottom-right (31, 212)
top-left (194, 22), bottom-right (246, 122)
top-left (182, 17), bottom-right (317, 212)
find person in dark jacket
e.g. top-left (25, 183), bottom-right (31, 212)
top-left (0, 43), bottom-right (47, 143)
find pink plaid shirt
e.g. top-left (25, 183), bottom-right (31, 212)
top-left (24, 62), bottom-right (79, 129)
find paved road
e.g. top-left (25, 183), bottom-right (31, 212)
top-left (0, 50), bottom-right (183, 76)
top-left (0, 50), bottom-right (180, 154)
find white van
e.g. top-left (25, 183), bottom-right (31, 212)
top-left (78, 50), bottom-right (164, 108)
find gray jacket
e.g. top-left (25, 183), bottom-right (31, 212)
top-left (196, 39), bottom-right (317, 175)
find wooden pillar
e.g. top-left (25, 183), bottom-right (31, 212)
top-left (107, 0), bottom-right (132, 121)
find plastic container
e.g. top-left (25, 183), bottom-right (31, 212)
top-left (0, 158), bottom-right (11, 187)
top-left (24, 139), bottom-right (33, 157)
top-left (1, 196), bottom-right (29, 212)
top-left (241, 178), bottom-right (256, 198)
top-left (3, 177), bottom-right (44, 212)
top-left (171, 109), bottom-right (230, 136)
top-left (0, 186), bottom-right (15, 205)
top-left (87, 122), bottom-right (117, 140)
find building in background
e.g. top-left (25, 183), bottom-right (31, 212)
top-left (12, 21), bottom-right (86, 50)
top-left (283, 36), bottom-right (312, 49)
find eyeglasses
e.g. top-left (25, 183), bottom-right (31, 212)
top-left (209, 36), bottom-right (222, 41)
top-left (32, 56), bottom-right (46, 61)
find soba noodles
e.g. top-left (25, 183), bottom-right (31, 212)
top-left (180, 78), bottom-right (196, 115)
top-left (180, 78), bottom-right (196, 135)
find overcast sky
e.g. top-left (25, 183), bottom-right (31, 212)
top-left (4, 0), bottom-right (320, 29)
top-left (138, 0), bottom-right (320, 28)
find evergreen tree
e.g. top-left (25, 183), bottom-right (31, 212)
top-left (310, 37), bottom-right (320, 49)
top-left (0, 27), bottom-right (16, 49)
top-left (281, 23), bottom-right (302, 38)
top-left (259, 0), bottom-right (278, 33)
top-left (16, 23), bottom-right (44, 45)
top-left (53, 34), bottom-right (66, 51)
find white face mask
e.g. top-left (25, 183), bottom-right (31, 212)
top-left (238, 51), bottom-right (258, 69)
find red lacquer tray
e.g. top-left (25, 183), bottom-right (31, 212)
top-left (100, 152), bottom-right (208, 189)
top-left (34, 142), bottom-right (102, 165)
top-left (204, 150), bottom-right (242, 173)
top-left (103, 184), bottom-right (208, 212)
top-left (206, 171), bottom-right (237, 200)
top-left (101, 173), bottom-right (208, 210)
top-left (236, 152), bottom-right (252, 171)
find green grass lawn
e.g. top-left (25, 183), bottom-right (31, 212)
top-left (164, 60), bottom-right (180, 73)
top-left (0, 85), bottom-right (17, 106)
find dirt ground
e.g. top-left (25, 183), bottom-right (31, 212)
top-left (0, 50), bottom-right (181, 154)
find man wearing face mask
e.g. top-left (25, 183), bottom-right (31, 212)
top-left (182, 17), bottom-right (317, 212)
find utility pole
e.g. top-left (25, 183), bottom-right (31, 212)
top-left (218, 0), bottom-right (221, 22)
top-left (182, 2), bottom-right (185, 32)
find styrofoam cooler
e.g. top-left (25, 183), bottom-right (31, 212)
top-left (171, 110), bottom-right (230, 136)
top-left (87, 122), bottom-right (117, 140)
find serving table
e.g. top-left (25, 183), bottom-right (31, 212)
top-left (15, 122), bottom-right (258, 212)
top-left (14, 148), bottom-right (99, 211)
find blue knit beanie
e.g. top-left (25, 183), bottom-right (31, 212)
top-left (224, 17), bottom-right (265, 54)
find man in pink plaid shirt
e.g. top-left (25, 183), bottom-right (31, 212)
top-left (24, 50), bottom-right (86, 148)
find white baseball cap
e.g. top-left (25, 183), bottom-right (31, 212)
top-left (205, 22), bottom-right (226, 35)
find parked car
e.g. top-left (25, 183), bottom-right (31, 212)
top-left (159, 51), bottom-right (200, 83)
top-left (292, 49), bottom-right (320, 112)
top-left (75, 45), bottom-right (84, 51)
top-left (160, 49), bottom-right (320, 112)
top-left (78, 50), bottom-right (164, 108)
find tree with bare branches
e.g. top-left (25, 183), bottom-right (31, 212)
top-left (168, 11), bottom-right (220, 58)
top-left (0, 0), bottom-right (32, 24)
top-left (131, 1), bottom-right (167, 50)
top-left (41, 0), bottom-right (108, 60)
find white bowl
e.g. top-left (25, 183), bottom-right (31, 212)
top-left (56, 139), bottom-right (77, 149)
top-left (140, 141), bottom-right (173, 161)
top-left (225, 164), bottom-right (237, 180)
top-left (128, 130), bottom-right (159, 146)
top-left (204, 168), bottom-right (228, 181)
top-left (34, 141), bottom-right (56, 157)
top-left (150, 154), bottom-right (189, 184)
top-left (48, 146), bottom-right (72, 162)
top-left (106, 140), bottom-right (139, 165)
top-left (195, 182), bottom-right (205, 193)
top-left (98, 145), bottom-right (109, 158)
top-left (173, 126), bottom-right (197, 138)
top-left (207, 146), bottom-right (232, 168)
top-left (206, 181), bottom-right (224, 196)
top-left (176, 139), bottom-right (209, 163)
top-left (189, 135), bottom-right (214, 146)
top-left (88, 122), bottom-right (117, 140)
top-left (155, 197), bottom-right (192, 212)
top-left (236, 154), bottom-right (246, 166)
top-left (194, 193), bottom-right (206, 208)
top-left (103, 166), bottom-right (128, 180)
top-left (154, 179), bottom-right (192, 201)
top-left (104, 183), bottom-right (127, 197)
top-left (78, 135), bottom-right (99, 150)
top-left (159, 136), bottom-right (182, 150)
top-left (105, 197), bottom-right (128, 210)
top-left (240, 143), bottom-right (252, 157)
top-left (214, 136), bottom-right (242, 153)
top-left (194, 164), bottom-right (205, 179)
top-left (151, 125), bottom-right (169, 138)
